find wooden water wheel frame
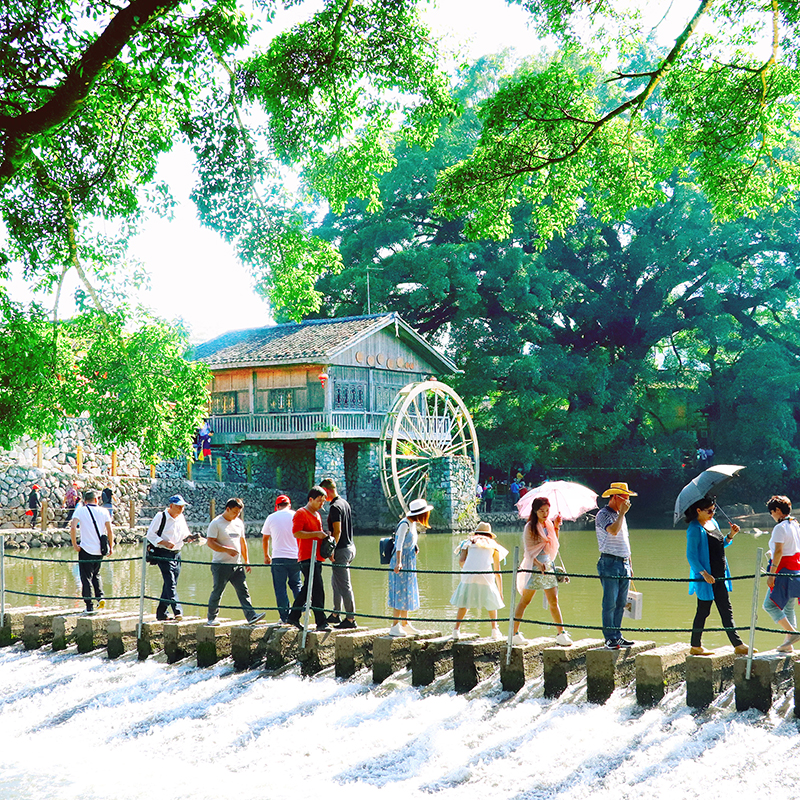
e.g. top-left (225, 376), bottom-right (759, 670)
top-left (379, 379), bottom-right (480, 517)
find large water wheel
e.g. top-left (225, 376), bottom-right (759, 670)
top-left (379, 379), bottom-right (479, 516)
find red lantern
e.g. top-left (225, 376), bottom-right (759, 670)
top-left (319, 372), bottom-right (329, 386)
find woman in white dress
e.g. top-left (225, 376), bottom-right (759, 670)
top-left (512, 496), bottom-right (572, 646)
top-left (450, 522), bottom-right (508, 640)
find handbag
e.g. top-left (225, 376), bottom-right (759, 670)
top-left (379, 519), bottom-right (407, 565)
top-left (379, 536), bottom-right (395, 565)
top-left (146, 512), bottom-right (169, 564)
top-left (623, 582), bottom-right (643, 620)
top-left (319, 534), bottom-right (336, 559)
top-left (554, 554), bottom-right (570, 584)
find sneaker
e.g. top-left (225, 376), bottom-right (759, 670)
top-left (326, 613), bottom-right (342, 625)
top-left (555, 631), bottom-right (573, 646)
top-left (316, 624), bottom-right (332, 632)
top-left (452, 629), bottom-right (461, 640)
top-left (617, 637), bottom-right (634, 647)
top-left (97, 600), bottom-right (106, 610)
top-left (689, 646), bottom-right (713, 656)
top-left (248, 612), bottom-right (266, 625)
top-left (605, 639), bottom-right (621, 650)
top-left (781, 631), bottom-right (800, 648)
top-left (734, 644), bottom-right (756, 655)
top-left (287, 618), bottom-right (303, 630)
top-left (335, 619), bottom-right (357, 630)
top-left (174, 614), bottom-right (183, 622)
top-left (388, 624), bottom-right (406, 637)
top-left (512, 633), bottom-right (527, 646)
top-left (402, 622), bottom-right (421, 634)
top-left (490, 628), bottom-right (503, 641)
top-left (207, 619), bottom-right (220, 626)
top-left (776, 642), bottom-right (794, 653)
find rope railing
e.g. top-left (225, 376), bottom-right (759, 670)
top-left (0, 540), bottom-right (793, 645)
top-left (2, 548), bottom-right (775, 580)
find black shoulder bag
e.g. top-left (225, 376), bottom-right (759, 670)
top-left (146, 512), bottom-right (168, 564)
top-left (86, 505), bottom-right (109, 556)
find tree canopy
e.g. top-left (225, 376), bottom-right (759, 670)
top-left (312, 55), bottom-right (800, 497)
top-left (2, 0), bottom-right (800, 465)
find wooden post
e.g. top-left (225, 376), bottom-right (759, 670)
top-left (36, 440), bottom-right (42, 468)
top-left (276, 466), bottom-right (282, 489)
top-left (216, 458), bottom-right (222, 482)
top-left (149, 464), bottom-right (156, 479)
top-left (187, 457), bottom-right (192, 481)
top-left (129, 499), bottom-right (136, 529)
top-left (76, 445), bottom-right (83, 474)
top-left (246, 458), bottom-right (252, 484)
top-left (40, 499), bottom-right (48, 531)
top-left (111, 450), bottom-right (117, 476)
top-left (210, 498), bottom-right (216, 521)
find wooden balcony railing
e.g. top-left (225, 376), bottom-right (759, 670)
top-left (211, 411), bottom-right (386, 438)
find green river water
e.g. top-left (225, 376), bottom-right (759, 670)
top-left (0, 526), bottom-right (782, 651)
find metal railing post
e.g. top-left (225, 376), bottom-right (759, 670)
top-left (0, 533), bottom-right (5, 629)
top-left (746, 547), bottom-right (763, 680)
top-left (301, 539), bottom-right (319, 648)
top-left (505, 546), bottom-right (519, 665)
top-left (137, 538), bottom-right (148, 639)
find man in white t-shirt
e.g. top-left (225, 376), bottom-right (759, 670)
top-left (69, 489), bottom-right (114, 612)
top-left (206, 497), bottom-right (266, 625)
top-left (262, 495), bottom-right (301, 623)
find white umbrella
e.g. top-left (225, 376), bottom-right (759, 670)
top-left (515, 480), bottom-right (598, 521)
top-left (673, 464), bottom-right (746, 526)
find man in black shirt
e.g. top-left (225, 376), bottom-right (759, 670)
top-left (320, 478), bottom-right (357, 629)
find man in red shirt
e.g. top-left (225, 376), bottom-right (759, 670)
top-left (286, 486), bottom-right (329, 631)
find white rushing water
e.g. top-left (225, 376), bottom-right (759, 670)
top-left (1, 644), bottom-right (799, 800)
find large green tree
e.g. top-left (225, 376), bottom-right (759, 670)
top-left (0, 302), bottom-right (210, 461)
top-left (312, 56), bottom-right (800, 487)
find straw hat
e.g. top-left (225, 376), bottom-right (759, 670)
top-left (601, 482), bottom-right (638, 498)
top-left (473, 521), bottom-right (496, 538)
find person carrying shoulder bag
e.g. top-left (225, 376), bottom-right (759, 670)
top-left (69, 489), bottom-right (114, 613)
top-left (145, 494), bottom-right (199, 621)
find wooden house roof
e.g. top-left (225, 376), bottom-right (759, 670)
top-left (193, 313), bottom-right (458, 374)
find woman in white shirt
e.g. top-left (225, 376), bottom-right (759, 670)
top-left (764, 495), bottom-right (800, 652)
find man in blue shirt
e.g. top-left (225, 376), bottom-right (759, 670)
top-left (595, 482), bottom-right (637, 649)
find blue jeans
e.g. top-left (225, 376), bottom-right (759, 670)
top-left (597, 554), bottom-right (630, 641)
top-left (207, 563), bottom-right (258, 622)
top-left (763, 590), bottom-right (797, 628)
top-left (271, 558), bottom-right (302, 622)
top-left (153, 549), bottom-right (182, 619)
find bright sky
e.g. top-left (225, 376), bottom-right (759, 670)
top-left (5, 0), bottom-right (701, 344)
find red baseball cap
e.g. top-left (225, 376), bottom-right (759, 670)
top-left (275, 495), bottom-right (290, 510)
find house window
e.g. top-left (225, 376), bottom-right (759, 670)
top-left (334, 382), bottom-right (366, 410)
top-left (211, 392), bottom-right (238, 415)
top-left (269, 389), bottom-right (293, 412)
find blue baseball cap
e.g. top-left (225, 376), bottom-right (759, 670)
top-left (168, 494), bottom-right (190, 507)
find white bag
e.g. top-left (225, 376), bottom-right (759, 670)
top-left (623, 589), bottom-right (643, 620)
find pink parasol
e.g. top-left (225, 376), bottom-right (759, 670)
top-left (515, 480), bottom-right (598, 521)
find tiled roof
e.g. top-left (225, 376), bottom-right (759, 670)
top-left (194, 313), bottom-right (397, 367)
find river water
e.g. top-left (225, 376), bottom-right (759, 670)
top-left (1, 527), bottom-right (798, 799)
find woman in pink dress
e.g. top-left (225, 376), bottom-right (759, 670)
top-left (512, 496), bottom-right (572, 646)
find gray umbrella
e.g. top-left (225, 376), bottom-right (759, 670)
top-left (673, 464), bottom-right (746, 525)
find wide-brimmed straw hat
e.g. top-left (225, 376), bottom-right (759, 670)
top-left (601, 482), bottom-right (638, 498)
top-left (473, 521), bottom-right (496, 538)
top-left (408, 498), bottom-right (434, 515)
